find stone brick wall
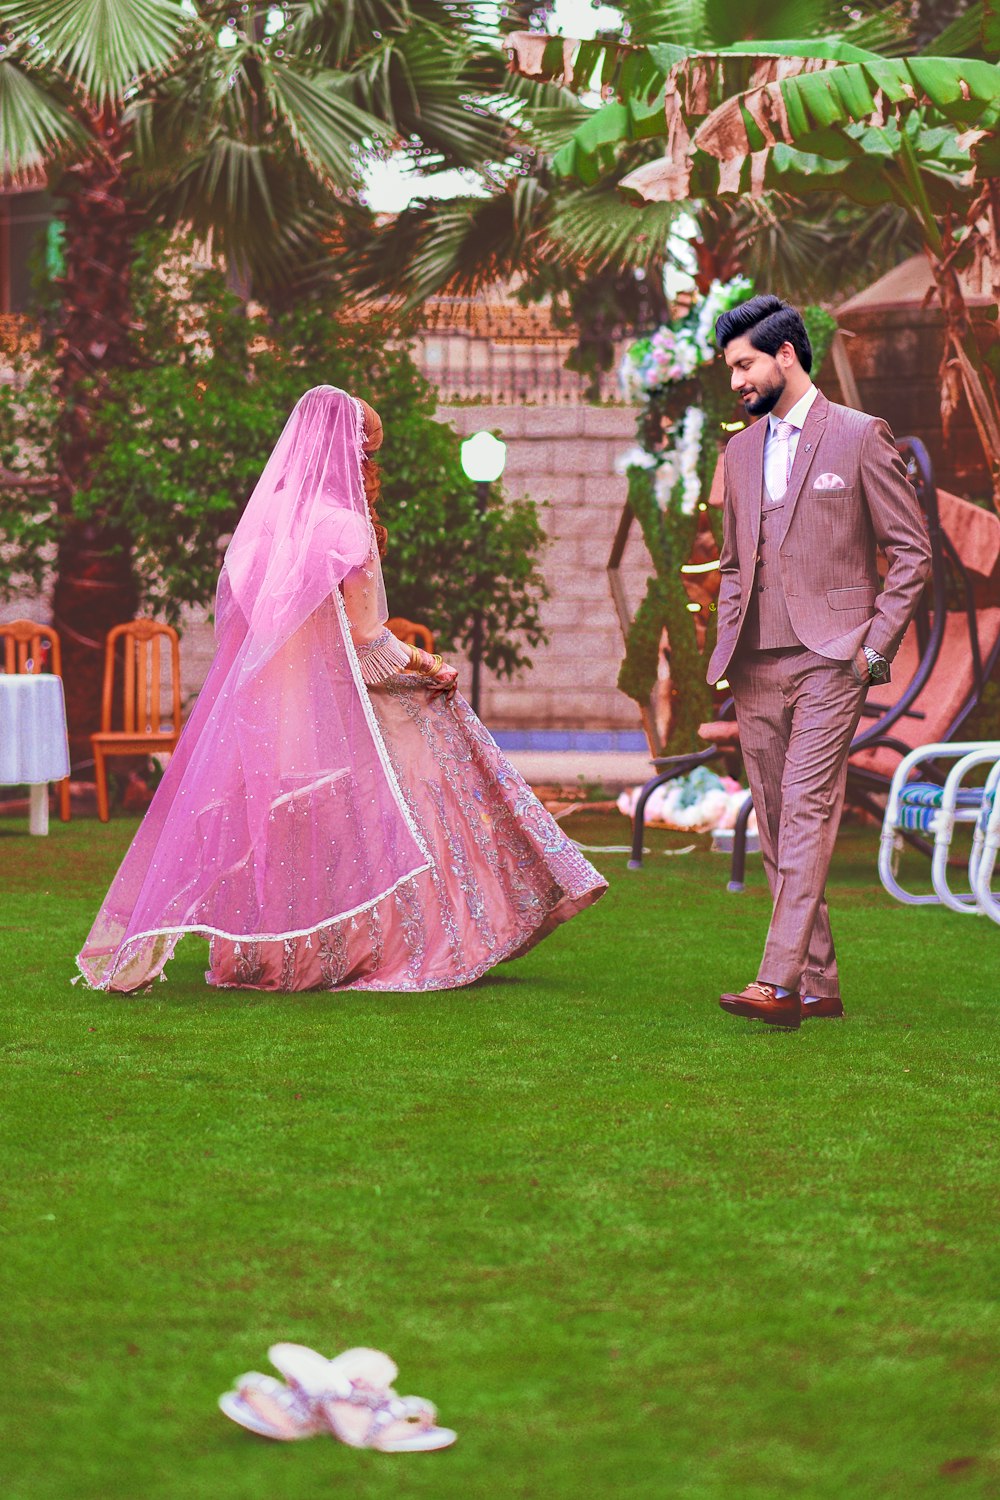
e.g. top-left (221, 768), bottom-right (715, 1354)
top-left (438, 404), bottom-right (650, 732)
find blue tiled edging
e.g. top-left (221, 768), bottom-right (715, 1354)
top-left (490, 729), bottom-right (648, 752)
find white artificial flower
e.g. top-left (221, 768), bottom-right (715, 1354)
top-left (654, 452), bottom-right (679, 510)
top-left (652, 404), bottom-right (705, 514)
top-left (673, 331), bottom-right (700, 377)
top-left (677, 405), bottom-right (705, 515)
top-left (615, 444), bottom-right (658, 474)
top-left (618, 350), bottom-right (645, 403)
top-left (695, 288), bottom-right (719, 361)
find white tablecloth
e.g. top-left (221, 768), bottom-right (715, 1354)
top-left (0, 674), bottom-right (71, 784)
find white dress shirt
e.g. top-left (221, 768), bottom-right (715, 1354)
top-left (764, 384), bottom-right (818, 499)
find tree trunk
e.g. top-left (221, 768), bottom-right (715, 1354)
top-left (49, 121), bottom-right (144, 767)
top-left (51, 523), bottom-right (139, 770)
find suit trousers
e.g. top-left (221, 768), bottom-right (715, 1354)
top-left (728, 646), bottom-right (867, 996)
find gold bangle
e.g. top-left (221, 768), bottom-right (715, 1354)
top-left (427, 653), bottom-right (443, 676)
top-left (408, 645), bottom-right (422, 670)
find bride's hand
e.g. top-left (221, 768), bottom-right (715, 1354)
top-left (427, 664), bottom-right (458, 697)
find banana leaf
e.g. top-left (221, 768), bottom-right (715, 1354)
top-left (694, 55), bottom-right (1000, 170)
top-left (508, 30), bottom-right (889, 177)
top-left (511, 29), bottom-right (998, 210)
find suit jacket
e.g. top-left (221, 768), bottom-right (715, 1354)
top-left (707, 392), bottom-right (932, 684)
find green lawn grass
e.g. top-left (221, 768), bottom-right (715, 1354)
top-left (3, 813), bottom-right (999, 1500)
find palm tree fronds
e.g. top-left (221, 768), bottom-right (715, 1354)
top-left (262, 61), bottom-right (392, 188)
top-left (526, 99), bottom-right (614, 156)
top-left (352, 27), bottom-right (516, 171)
top-left (0, 0), bottom-right (188, 109)
top-left (398, 199), bottom-right (524, 306)
top-left (625, 1), bottom-right (709, 47)
top-left (703, 0), bottom-right (903, 49)
top-left (344, 182), bottom-right (543, 309)
top-left (545, 182), bottom-right (681, 273)
top-left (285, 0), bottom-right (409, 67)
top-left (624, 0), bottom-right (909, 50)
top-left (0, 56), bottom-right (87, 182)
top-left (922, 3), bottom-right (986, 59)
top-left (834, 6), bottom-right (914, 59)
top-left (986, 0), bottom-right (1000, 56)
top-left (147, 131), bottom-right (346, 288)
top-left (718, 192), bottom-right (922, 301)
top-left (284, 1), bottom-right (483, 69)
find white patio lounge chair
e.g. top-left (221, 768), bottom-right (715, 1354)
top-left (971, 757), bottom-right (1000, 926)
top-left (878, 741), bottom-right (1000, 913)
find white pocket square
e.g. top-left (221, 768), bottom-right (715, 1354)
top-left (814, 472), bottom-right (847, 490)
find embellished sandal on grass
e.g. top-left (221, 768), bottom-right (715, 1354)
top-left (219, 1343), bottom-right (456, 1452)
top-left (323, 1388), bottom-right (455, 1452)
top-left (313, 1350), bottom-right (458, 1452)
top-left (218, 1372), bottom-right (323, 1441)
top-left (273, 1343), bottom-right (456, 1452)
top-left (267, 1342), bottom-right (347, 1403)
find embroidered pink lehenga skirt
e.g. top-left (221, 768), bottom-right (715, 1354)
top-left (207, 678), bottom-right (607, 992)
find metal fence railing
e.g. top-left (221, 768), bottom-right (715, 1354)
top-left (411, 330), bottom-right (629, 406)
top-left (410, 295), bottom-right (632, 405)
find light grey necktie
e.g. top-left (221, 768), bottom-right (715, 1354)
top-left (771, 419), bottom-right (795, 501)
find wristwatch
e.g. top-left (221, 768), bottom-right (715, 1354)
top-left (863, 646), bottom-right (891, 684)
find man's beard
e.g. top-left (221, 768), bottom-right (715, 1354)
top-left (741, 368), bottom-right (785, 417)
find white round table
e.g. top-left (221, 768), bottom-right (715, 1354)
top-left (0, 674), bottom-right (71, 835)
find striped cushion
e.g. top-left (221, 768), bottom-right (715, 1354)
top-left (897, 781), bottom-right (987, 833)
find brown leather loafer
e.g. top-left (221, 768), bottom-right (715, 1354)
top-left (719, 981), bottom-right (801, 1029)
top-left (800, 995), bottom-right (845, 1020)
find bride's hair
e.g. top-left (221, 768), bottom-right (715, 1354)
top-left (362, 451), bottom-right (388, 557)
top-left (359, 398), bottom-right (388, 557)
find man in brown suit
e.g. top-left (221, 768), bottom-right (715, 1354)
top-left (710, 295), bottom-right (931, 1029)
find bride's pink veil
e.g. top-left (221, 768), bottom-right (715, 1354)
top-left (77, 386), bottom-right (430, 991)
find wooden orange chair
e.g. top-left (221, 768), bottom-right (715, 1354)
top-left (91, 621), bottom-right (182, 822)
top-left (0, 618), bottom-right (71, 821)
top-left (386, 618), bottom-right (434, 652)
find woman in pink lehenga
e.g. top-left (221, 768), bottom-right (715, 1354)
top-left (77, 387), bottom-right (606, 994)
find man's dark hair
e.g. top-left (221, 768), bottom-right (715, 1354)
top-left (714, 294), bottom-right (813, 374)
